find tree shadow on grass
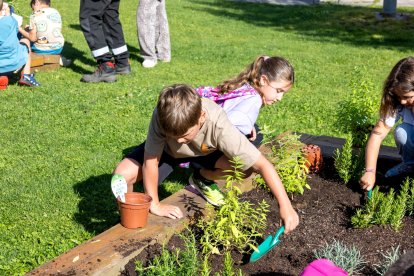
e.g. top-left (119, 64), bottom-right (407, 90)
top-left (73, 173), bottom-right (120, 235)
top-left (61, 41), bottom-right (95, 75)
top-left (192, 1), bottom-right (414, 51)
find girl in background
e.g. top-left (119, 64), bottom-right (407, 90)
top-left (360, 56), bottom-right (414, 191)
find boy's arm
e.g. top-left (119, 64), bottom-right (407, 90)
top-left (19, 20), bottom-right (37, 42)
top-left (142, 151), bottom-right (183, 219)
top-left (360, 120), bottom-right (391, 191)
top-left (252, 154), bottom-right (299, 233)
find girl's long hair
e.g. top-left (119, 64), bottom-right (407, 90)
top-left (381, 57), bottom-right (414, 119)
top-left (216, 55), bottom-right (294, 94)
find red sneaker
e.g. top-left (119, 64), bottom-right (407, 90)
top-left (0, 76), bottom-right (8, 90)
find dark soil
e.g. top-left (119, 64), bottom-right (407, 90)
top-left (121, 157), bottom-right (414, 276)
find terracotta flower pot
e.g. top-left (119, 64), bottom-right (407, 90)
top-left (118, 192), bottom-right (152, 229)
top-left (302, 144), bottom-right (323, 173)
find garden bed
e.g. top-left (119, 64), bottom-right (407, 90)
top-left (121, 157), bottom-right (414, 276)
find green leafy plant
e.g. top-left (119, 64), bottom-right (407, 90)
top-left (258, 124), bottom-right (276, 146)
top-left (372, 189), bottom-right (394, 225)
top-left (198, 157), bottom-right (269, 255)
top-left (407, 178), bottom-right (414, 216)
top-left (352, 178), bottom-right (414, 231)
top-left (256, 132), bottom-right (309, 195)
top-left (373, 246), bottom-right (401, 276)
top-left (134, 230), bottom-right (199, 275)
top-left (334, 135), bottom-right (354, 184)
top-left (222, 251), bottom-right (243, 276)
top-left (334, 135), bottom-right (367, 184)
top-left (336, 74), bottom-right (377, 148)
top-left (200, 254), bottom-right (211, 276)
top-left (313, 239), bottom-right (365, 275)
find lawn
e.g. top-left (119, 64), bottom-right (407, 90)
top-left (0, 0), bottom-right (413, 274)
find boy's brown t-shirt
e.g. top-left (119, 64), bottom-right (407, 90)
top-left (145, 99), bottom-right (261, 170)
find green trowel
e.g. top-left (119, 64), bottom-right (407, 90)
top-left (249, 226), bottom-right (285, 263)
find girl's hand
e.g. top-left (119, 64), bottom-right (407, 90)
top-left (279, 204), bottom-right (299, 234)
top-left (360, 172), bottom-right (375, 191)
top-left (248, 127), bottom-right (257, 141)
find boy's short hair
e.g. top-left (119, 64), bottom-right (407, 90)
top-left (30, 0), bottom-right (50, 7)
top-left (157, 84), bottom-right (202, 137)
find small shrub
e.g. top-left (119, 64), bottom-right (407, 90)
top-left (351, 178), bottom-right (414, 230)
top-left (334, 133), bottom-right (368, 184)
top-left (198, 157), bottom-right (269, 255)
top-left (373, 246), bottom-right (401, 276)
top-left (257, 132), bottom-right (309, 195)
top-left (336, 75), bottom-right (377, 148)
top-left (134, 230), bottom-right (199, 275)
top-left (334, 135), bottom-right (354, 184)
top-left (313, 239), bottom-right (365, 275)
top-left (373, 189), bottom-right (394, 225)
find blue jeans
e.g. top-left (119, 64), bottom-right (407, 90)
top-left (394, 122), bottom-right (414, 164)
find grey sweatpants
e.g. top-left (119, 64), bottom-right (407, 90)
top-left (136, 0), bottom-right (171, 61)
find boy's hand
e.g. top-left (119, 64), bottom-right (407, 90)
top-left (248, 127), bottom-right (257, 141)
top-left (150, 202), bottom-right (183, 219)
top-left (360, 172), bottom-right (375, 191)
top-left (279, 204), bottom-right (299, 234)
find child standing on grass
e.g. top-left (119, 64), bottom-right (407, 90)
top-left (360, 57), bottom-right (414, 191)
top-left (113, 84), bottom-right (299, 233)
top-left (196, 55), bottom-right (294, 146)
top-left (0, 0), bottom-right (40, 89)
top-left (18, 0), bottom-right (64, 55)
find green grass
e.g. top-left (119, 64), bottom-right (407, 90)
top-left (1, 0), bottom-right (413, 274)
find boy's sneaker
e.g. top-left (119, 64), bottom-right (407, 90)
top-left (81, 61), bottom-right (116, 83)
top-left (115, 64), bottom-right (131, 75)
top-left (18, 74), bottom-right (40, 87)
top-left (0, 76), bottom-right (8, 90)
top-left (189, 171), bottom-right (225, 207)
top-left (385, 162), bottom-right (414, 178)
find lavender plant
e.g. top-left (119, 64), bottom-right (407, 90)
top-left (373, 246), bottom-right (401, 276)
top-left (313, 239), bottom-right (365, 275)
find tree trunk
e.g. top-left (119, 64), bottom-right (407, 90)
top-left (383, 0), bottom-right (397, 15)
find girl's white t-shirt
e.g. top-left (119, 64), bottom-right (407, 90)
top-left (384, 106), bottom-right (414, 127)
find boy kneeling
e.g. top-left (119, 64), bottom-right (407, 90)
top-left (114, 84), bottom-right (299, 233)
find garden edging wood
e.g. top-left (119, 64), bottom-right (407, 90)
top-left (27, 134), bottom-right (399, 275)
